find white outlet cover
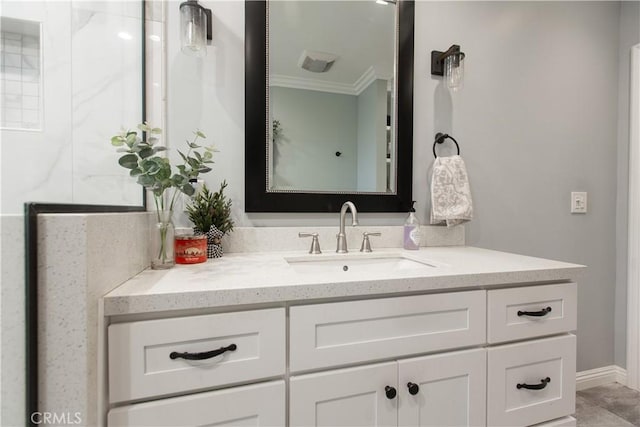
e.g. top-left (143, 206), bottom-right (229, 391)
top-left (571, 192), bottom-right (587, 214)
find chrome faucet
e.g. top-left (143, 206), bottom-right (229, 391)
top-left (336, 201), bottom-right (359, 253)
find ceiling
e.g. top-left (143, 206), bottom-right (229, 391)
top-left (268, 0), bottom-right (396, 93)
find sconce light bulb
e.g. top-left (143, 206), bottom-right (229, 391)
top-left (180, 1), bottom-right (208, 57)
top-left (444, 53), bottom-right (464, 91)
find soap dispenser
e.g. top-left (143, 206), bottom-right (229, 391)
top-left (403, 201), bottom-right (420, 250)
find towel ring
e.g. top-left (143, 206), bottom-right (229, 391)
top-left (433, 133), bottom-right (460, 158)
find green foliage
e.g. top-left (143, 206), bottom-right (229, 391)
top-left (110, 123), bottom-right (216, 213)
top-left (186, 181), bottom-right (234, 235)
top-left (272, 119), bottom-right (282, 142)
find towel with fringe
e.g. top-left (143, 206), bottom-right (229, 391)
top-left (430, 155), bottom-right (473, 227)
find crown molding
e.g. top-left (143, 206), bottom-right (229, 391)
top-left (270, 66), bottom-right (382, 96)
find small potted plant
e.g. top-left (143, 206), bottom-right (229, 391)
top-left (186, 181), bottom-right (234, 258)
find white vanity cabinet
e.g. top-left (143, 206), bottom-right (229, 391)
top-left (290, 361), bottom-right (399, 427)
top-left (397, 348), bottom-right (487, 427)
top-left (106, 308), bottom-right (287, 427)
top-left (286, 283), bottom-right (576, 427)
top-left (487, 335), bottom-right (576, 426)
top-left (108, 381), bottom-right (286, 427)
top-left (105, 282), bottom-right (578, 427)
top-left (290, 349), bottom-right (486, 427)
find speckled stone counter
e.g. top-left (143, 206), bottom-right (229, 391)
top-left (103, 246), bottom-right (585, 316)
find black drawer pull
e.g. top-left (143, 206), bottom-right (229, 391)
top-left (517, 307), bottom-right (552, 317)
top-left (407, 382), bottom-right (420, 395)
top-left (385, 386), bottom-right (397, 399)
top-left (517, 377), bottom-right (550, 390)
top-left (170, 344), bottom-right (237, 361)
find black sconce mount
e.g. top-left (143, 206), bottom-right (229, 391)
top-left (431, 44), bottom-right (465, 76)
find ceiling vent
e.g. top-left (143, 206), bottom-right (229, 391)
top-left (297, 50), bottom-right (338, 73)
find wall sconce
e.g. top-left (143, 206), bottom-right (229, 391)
top-left (180, 0), bottom-right (212, 57)
top-left (431, 45), bottom-right (465, 91)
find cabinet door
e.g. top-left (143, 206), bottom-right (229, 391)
top-left (487, 335), bottom-right (576, 426)
top-left (290, 362), bottom-right (397, 427)
top-left (398, 348), bottom-right (486, 427)
top-left (108, 380), bottom-right (285, 427)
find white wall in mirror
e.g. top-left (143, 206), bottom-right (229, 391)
top-left (270, 79), bottom-right (389, 193)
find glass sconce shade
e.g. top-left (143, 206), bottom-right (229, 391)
top-left (180, 1), bottom-right (208, 57)
top-left (444, 52), bottom-right (464, 91)
top-left (431, 45), bottom-right (465, 92)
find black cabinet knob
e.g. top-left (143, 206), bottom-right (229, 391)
top-left (385, 385), bottom-right (397, 399)
top-left (407, 382), bottom-right (420, 395)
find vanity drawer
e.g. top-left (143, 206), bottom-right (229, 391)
top-left (487, 334), bottom-right (576, 427)
top-left (108, 380), bottom-right (285, 426)
top-left (487, 282), bottom-right (577, 343)
top-left (289, 290), bottom-right (486, 372)
top-left (108, 308), bottom-right (285, 403)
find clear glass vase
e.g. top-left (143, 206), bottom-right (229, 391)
top-left (150, 210), bottom-right (175, 269)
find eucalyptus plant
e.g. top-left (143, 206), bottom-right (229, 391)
top-left (110, 123), bottom-right (216, 268)
top-left (110, 123), bottom-right (215, 215)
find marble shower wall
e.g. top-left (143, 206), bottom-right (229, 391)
top-left (0, 2), bottom-right (156, 425)
top-left (0, 17), bottom-right (43, 131)
top-left (145, 0), bottom-right (166, 133)
top-left (0, 1), bottom-right (145, 215)
top-left (70, 1), bottom-right (144, 207)
top-left (1, 1), bottom-right (74, 214)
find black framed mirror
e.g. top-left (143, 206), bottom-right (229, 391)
top-left (245, 0), bottom-right (414, 212)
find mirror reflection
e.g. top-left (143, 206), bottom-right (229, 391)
top-left (267, 0), bottom-right (396, 193)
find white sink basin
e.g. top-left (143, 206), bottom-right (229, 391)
top-left (285, 253), bottom-right (437, 274)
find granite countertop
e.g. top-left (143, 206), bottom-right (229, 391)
top-left (103, 246), bottom-right (585, 316)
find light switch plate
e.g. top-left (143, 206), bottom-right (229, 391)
top-left (571, 192), bottom-right (587, 213)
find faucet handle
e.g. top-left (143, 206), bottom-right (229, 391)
top-left (360, 232), bottom-right (382, 253)
top-left (299, 232), bottom-right (322, 254)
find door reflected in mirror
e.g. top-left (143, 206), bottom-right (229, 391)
top-left (268, 0), bottom-right (397, 194)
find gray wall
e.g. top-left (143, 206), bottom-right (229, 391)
top-left (615, 1), bottom-right (640, 369)
top-left (357, 79), bottom-right (388, 192)
top-left (415, 1), bottom-right (621, 372)
top-left (270, 86), bottom-right (358, 191)
top-left (167, 1), bottom-right (629, 371)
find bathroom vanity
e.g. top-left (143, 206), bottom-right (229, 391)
top-left (102, 246), bottom-right (583, 427)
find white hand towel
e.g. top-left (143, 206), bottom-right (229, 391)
top-left (430, 155), bottom-right (473, 227)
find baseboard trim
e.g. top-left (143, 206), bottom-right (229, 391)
top-left (576, 365), bottom-right (627, 391)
